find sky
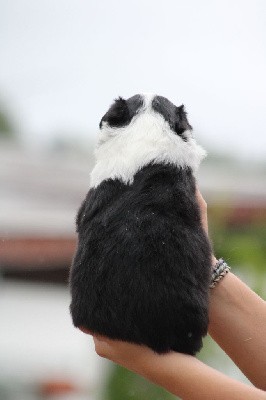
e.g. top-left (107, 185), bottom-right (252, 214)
top-left (1, 0), bottom-right (266, 160)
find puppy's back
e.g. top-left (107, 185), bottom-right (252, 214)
top-left (70, 161), bottom-right (211, 354)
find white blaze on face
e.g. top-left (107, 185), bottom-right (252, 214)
top-left (143, 92), bottom-right (156, 110)
top-left (90, 94), bottom-right (206, 188)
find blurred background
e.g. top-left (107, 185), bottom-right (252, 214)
top-left (0, 0), bottom-right (266, 399)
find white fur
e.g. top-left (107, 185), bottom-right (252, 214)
top-left (90, 96), bottom-right (206, 188)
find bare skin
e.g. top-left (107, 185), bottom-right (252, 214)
top-left (208, 270), bottom-right (266, 390)
top-left (198, 189), bottom-right (266, 390)
top-left (92, 335), bottom-right (266, 400)
top-left (81, 189), bottom-right (266, 399)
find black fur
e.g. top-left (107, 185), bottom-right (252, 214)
top-left (70, 161), bottom-right (212, 355)
top-left (152, 96), bottom-right (192, 141)
top-left (99, 95), bottom-right (143, 129)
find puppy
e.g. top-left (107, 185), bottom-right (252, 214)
top-left (69, 94), bottom-right (212, 355)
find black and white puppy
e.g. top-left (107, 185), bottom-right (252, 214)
top-left (70, 94), bottom-right (212, 355)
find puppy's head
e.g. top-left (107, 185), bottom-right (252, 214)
top-left (99, 94), bottom-right (192, 143)
top-left (91, 94), bottom-right (205, 187)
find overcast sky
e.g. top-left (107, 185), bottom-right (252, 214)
top-left (1, 0), bottom-right (266, 160)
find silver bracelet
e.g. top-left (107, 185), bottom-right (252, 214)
top-left (210, 258), bottom-right (231, 289)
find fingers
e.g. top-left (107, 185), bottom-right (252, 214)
top-left (195, 188), bottom-right (208, 235)
top-left (195, 187), bottom-right (207, 211)
top-left (78, 326), bottom-right (93, 335)
top-left (77, 326), bottom-right (111, 357)
top-left (93, 336), bottom-right (108, 357)
top-left (93, 336), bottom-right (118, 359)
top-left (196, 188), bottom-right (217, 266)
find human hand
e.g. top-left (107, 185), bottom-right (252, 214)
top-left (78, 325), bottom-right (156, 373)
top-left (195, 187), bottom-right (208, 235)
top-left (196, 188), bottom-right (217, 267)
top-left (92, 335), bottom-right (157, 376)
top-left (93, 333), bottom-right (266, 399)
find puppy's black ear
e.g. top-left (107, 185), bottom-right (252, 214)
top-left (174, 105), bottom-right (192, 139)
top-left (99, 97), bottom-right (130, 128)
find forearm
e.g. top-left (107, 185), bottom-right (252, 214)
top-left (135, 350), bottom-right (266, 400)
top-left (92, 269), bottom-right (266, 398)
top-left (208, 271), bottom-right (266, 390)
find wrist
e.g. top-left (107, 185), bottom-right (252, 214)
top-left (210, 258), bottom-right (231, 289)
top-left (208, 270), bottom-right (235, 327)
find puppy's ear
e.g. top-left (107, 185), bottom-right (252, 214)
top-left (174, 105), bottom-right (192, 138)
top-left (99, 97), bottom-right (130, 128)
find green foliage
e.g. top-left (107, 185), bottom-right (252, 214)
top-left (209, 208), bottom-right (266, 273)
top-left (209, 205), bottom-right (266, 292)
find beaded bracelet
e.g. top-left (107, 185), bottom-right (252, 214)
top-left (210, 258), bottom-right (231, 289)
